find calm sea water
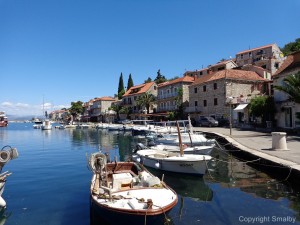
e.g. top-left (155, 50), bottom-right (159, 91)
top-left (0, 123), bottom-right (300, 225)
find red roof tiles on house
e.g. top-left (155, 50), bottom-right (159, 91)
top-left (191, 69), bottom-right (267, 86)
top-left (273, 51), bottom-right (300, 77)
top-left (158, 76), bottom-right (195, 88)
top-left (123, 81), bottom-right (156, 97)
top-left (236, 43), bottom-right (276, 55)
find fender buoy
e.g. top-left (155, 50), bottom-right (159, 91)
top-left (0, 150), bottom-right (10, 163)
top-left (0, 196), bottom-right (6, 208)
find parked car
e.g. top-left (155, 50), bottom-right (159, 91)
top-left (217, 118), bottom-right (229, 127)
top-left (197, 117), bottom-right (219, 127)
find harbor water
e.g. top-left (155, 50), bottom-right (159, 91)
top-left (0, 123), bottom-right (300, 225)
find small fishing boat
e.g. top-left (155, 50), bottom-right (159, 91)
top-left (135, 143), bottom-right (214, 155)
top-left (0, 145), bottom-right (19, 208)
top-left (132, 149), bottom-right (211, 175)
top-left (88, 152), bottom-right (178, 225)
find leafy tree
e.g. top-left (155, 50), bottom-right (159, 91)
top-left (175, 87), bottom-right (183, 106)
top-left (119, 106), bottom-right (132, 119)
top-left (144, 77), bottom-right (152, 83)
top-left (127, 73), bottom-right (134, 91)
top-left (280, 38), bottom-right (300, 55)
top-left (109, 104), bottom-right (122, 121)
top-left (249, 96), bottom-right (275, 124)
top-left (154, 69), bottom-right (167, 84)
top-left (136, 92), bottom-right (156, 114)
top-left (69, 101), bottom-right (84, 121)
top-left (273, 71), bottom-right (300, 103)
top-left (118, 73), bottom-right (125, 99)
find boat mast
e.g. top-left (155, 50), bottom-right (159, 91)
top-left (176, 121), bottom-right (184, 157)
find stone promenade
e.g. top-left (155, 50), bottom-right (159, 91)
top-left (193, 126), bottom-right (300, 173)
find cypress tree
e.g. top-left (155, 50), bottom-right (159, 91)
top-left (127, 73), bottom-right (134, 91)
top-left (118, 73), bottom-right (125, 99)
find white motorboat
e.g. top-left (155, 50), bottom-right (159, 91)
top-left (41, 119), bottom-right (52, 130)
top-left (88, 152), bottom-right (178, 225)
top-left (135, 143), bottom-right (214, 155)
top-left (155, 132), bottom-right (216, 147)
top-left (132, 149), bottom-right (211, 175)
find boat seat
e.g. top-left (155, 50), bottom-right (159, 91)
top-left (112, 173), bottom-right (133, 190)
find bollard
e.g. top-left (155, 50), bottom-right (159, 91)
top-left (271, 132), bottom-right (289, 150)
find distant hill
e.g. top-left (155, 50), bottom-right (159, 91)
top-left (7, 114), bottom-right (42, 121)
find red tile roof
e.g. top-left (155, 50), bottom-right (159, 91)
top-left (273, 51), bottom-right (300, 77)
top-left (158, 76), bottom-right (195, 88)
top-left (123, 81), bottom-right (155, 97)
top-left (191, 69), bottom-right (267, 86)
top-left (236, 43), bottom-right (276, 55)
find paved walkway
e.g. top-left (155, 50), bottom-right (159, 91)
top-left (193, 127), bottom-right (300, 172)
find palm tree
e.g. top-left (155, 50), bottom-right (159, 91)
top-left (136, 92), bottom-right (156, 114)
top-left (274, 71), bottom-right (300, 103)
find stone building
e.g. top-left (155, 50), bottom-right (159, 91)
top-left (235, 43), bottom-right (285, 75)
top-left (122, 81), bottom-right (158, 119)
top-left (187, 69), bottom-right (268, 126)
top-left (157, 75), bottom-right (195, 113)
top-left (87, 97), bottom-right (116, 122)
top-left (273, 51), bottom-right (300, 130)
top-left (184, 59), bottom-right (237, 78)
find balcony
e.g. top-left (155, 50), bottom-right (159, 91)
top-left (184, 106), bottom-right (201, 113)
top-left (157, 93), bottom-right (178, 100)
top-left (157, 105), bottom-right (177, 112)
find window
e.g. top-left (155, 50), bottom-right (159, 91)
top-left (195, 101), bottom-right (198, 107)
top-left (203, 85), bottom-right (206, 92)
top-left (203, 100), bottom-right (207, 107)
top-left (200, 72), bottom-right (203, 75)
top-left (194, 87), bottom-right (197, 93)
top-left (241, 54), bottom-right (243, 59)
top-left (214, 98), bottom-right (218, 105)
top-left (214, 83), bottom-right (217, 90)
top-left (262, 65), bottom-right (267, 69)
top-left (274, 62), bottom-right (279, 69)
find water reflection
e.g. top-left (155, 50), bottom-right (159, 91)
top-left (206, 148), bottom-right (300, 205)
top-left (46, 127), bottom-right (300, 224)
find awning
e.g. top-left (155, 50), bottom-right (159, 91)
top-left (234, 104), bottom-right (248, 112)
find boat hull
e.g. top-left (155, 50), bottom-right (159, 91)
top-left (90, 196), bottom-right (173, 225)
top-left (132, 150), bottom-right (211, 175)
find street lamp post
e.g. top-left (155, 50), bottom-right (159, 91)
top-left (227, 97), bottom-right (233, 136)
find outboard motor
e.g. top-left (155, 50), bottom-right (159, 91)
top-left (133, 143), bottom-right (147, 153)
top-left (147, 140), bottom-right (156, 147)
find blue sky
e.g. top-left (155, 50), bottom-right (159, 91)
top-left (1, 0), bottom-right (299, 117)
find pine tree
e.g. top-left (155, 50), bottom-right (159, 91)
top-left (117, 73), bottom-right (125, 99)
top-left (127, 73), bottom-right (134, 91)
top-left (154, 69), bottom-right (167, 84)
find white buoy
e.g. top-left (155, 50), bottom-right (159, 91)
top-left (0, 196), bottom-right (6, 208)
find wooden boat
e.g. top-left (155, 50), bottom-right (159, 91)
top-left (0, 145), bottom-right (19, 208)
top-left (88, 152), bottom-right (178, 225)
top-left (132, 122), bottom-right (212, 175)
